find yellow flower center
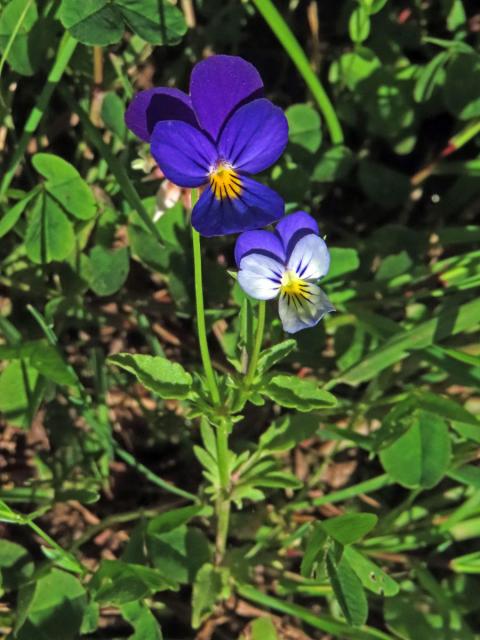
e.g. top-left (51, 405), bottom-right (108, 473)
top-left (280, 270), bottom-right (312, 304)
top-left (209, 162), bottom-right (242, 200)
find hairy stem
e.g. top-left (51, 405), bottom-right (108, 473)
top-left (251, 0), bottom-right (344, 145)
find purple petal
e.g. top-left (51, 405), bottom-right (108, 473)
top-left (275, 211), bottom-right (319, 259)
top-left (125, 88), bottom-right (198, 142)
top-left (150, 120), bottom-right (217, 188)
top-left (191, 175), bottom-right (284, 237)
top-left (234, 230), bottom-right (285, 268)
top-left (218, 99), bottom-right (288, 174)
top-left (238, 253), bottom-right (283, 300)
top-left (190, 55), bottom-right (264, 140)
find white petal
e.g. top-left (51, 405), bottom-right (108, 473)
top-left (238, 253), bottom-right (283, 300)
top-left (278, 283), bottom-right (334, 334)
top-left (287, 234), bottom-right (330, 281)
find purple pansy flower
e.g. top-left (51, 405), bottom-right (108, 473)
top-left (235, 211), bottom-right (334, 334)
top-left (125, 55), bottom-right (288, 237)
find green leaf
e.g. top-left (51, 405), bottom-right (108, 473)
top-left (0, 189), bottom-right (39, 238)
top-left (349, 6), bottom-right (370, 43)
top-left (29, 342), bottom-right (78, 387)
top-left (0, 360), bottom-right (39, 428)
top-left (59, 0), bottom-right (187, 46)
top-left (16, 568), bottom-right (87, 640)
top-left (286, 104), bottom-right (322, 152)
top-left (312, 145), bottom-right (355, 182)
top-left (145, 525), bottom-right (211, 585)
top-left (25, 193), bottom-right (75, 264)
top-left (263, 374), bottom-right (336, 412)
top-left (0, 540), bottom-right (34, 591)
top-left (340, 298), bottom-right (480, 385)
top-left (88, 246), bottom-right (130, 296)
top-left (323, 248), bottom-right (360, 282)
top-left (191, 563), bottom-right (230, 629)
top-left (33, 153), bottom-right (96, 220)
top-left (251, 616), bottom-right (279, 640)
top-left (108, 353), bottom-right (192, 399)
top-left (260, 414), bottom-right (319, 452)
top-left (257, 339), bottom-right (297, 373)
top-left (300, 522), bottom-right (328, 578)
top-left (326, 551), bottom-right (368, 627)
top-left (343, 546), bottom-right (399, 597)
top-left (444, 54), bottom-right (480, 120)
top-left (101, 92), bottom-right (127, 139)
top-left (92, 560), bottom-right (175, 605)
top-left (333, 49), bottom-right (380, 90)
top-left (121, 601), bottom-right (163, 640)
top-left (414, 52), bottom-right (449, 103)
top-left (322, 513), bottom-right (378, 545)
top-left (147, 506), bottom-right (208, 535)
top-left (380, 411), bottom-right (451, 488)
top-left (0, 0), bottom-right (38, 75)
top-left (451, 551), bottom-right (480, 574)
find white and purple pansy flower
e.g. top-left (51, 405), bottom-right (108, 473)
top-left (125, 55), bottom-right (288, 237)
top-left (235, 211), bottom-right (335, 334)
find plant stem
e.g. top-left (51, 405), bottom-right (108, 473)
top-left (215, 418), bottom-right (231, 565)
top-left (191, 194), bottom-right (220, 406)
top-left (244, 300), bottom-right (266, 388)
top-left (0, 33), bottom-right (77, 201)
top-left (251, 0), bottom-right (344, 145)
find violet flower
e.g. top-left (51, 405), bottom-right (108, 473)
top-left (235, 212), bottom-right (334, 334)
top-left (125, 55), bottom-right (288, 237)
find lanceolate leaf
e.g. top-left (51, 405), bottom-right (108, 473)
top-left (326, 550), bottom-right (368, 627)
top-left (108, 353), bottom-right (192, 399)
top-left (263, 374), bottom-right (336, 411)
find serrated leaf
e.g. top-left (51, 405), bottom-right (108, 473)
top-left (263, 374), bottom-right (336, 412)
top-left (257, 339), bottom-right (297, 373)
top-left (108, 353), bottom-right (192, 399)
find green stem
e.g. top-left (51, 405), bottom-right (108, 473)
top-left (215, 419), bottom-right (231, 565)
top-left (244, 300), bottom-right (266, 388)
top-left (251, 0), bottom-right (344, 145)
top-left (0, 33), bottom-right (78, 201)
top-left (191, 194), bottom-right (220, 406)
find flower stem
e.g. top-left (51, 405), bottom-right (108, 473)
top-left (215, 418), bottom-right (231, 565)
top-left (244, 300), bottom-right (266, 389)
top-left (191, 192), bottom-right (220, 407)
top-left (251, 0), bottom-right (344, 145)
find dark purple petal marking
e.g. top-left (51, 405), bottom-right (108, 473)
top-left (275, 211), bottom-right (319, 259)
top-left (150, 120), bottom-right (216, 188)
top-left (234, 230), bottom-right (285, 267)
top-left (125, 88), bottom-right (198, 142)
top-left (218, 99), bottom-right (289, 174)
top-left (190, 55), bottom-right (264, 140)
top-left (192, 175), bottom-right (284, 237)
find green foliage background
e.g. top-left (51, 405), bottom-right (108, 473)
top-left (0, 0), bottom-right (480, 638)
